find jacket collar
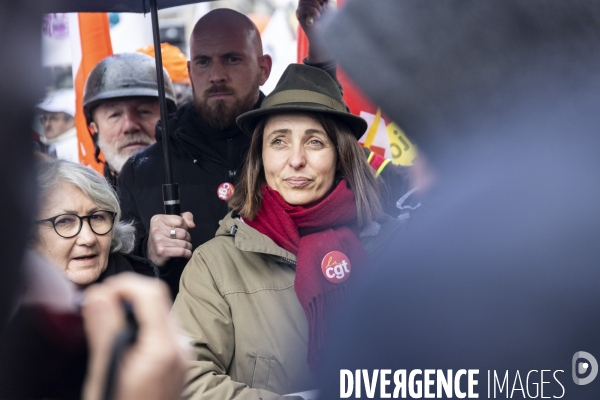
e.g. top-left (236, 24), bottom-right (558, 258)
top-left (39, 126), bottom-right (77, 145)
top-left (155, 92), bottom-right (266, 142)
top-left (217, 212), bottom-right (297, 264)
top-left (216, 211), bottom-right (404, 264)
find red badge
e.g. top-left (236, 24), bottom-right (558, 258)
top-left (321, 251), bottom-right (351, 284)
top-left (217, 182), bottom-right (234, 201)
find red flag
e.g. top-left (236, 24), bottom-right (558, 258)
top-left (297, 1), bottom-right (416, 165)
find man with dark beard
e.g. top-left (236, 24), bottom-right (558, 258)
top-left (117, 6), bottom-right (338, 298)
top-left (189, 10), bottom-right (268, 132)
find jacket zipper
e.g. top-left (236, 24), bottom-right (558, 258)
top-left (174, 130), bottom-right (229, 167)
top-left (282, 257), bottom-right (296, 266)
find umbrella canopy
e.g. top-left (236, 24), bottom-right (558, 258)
top-left (47, 0), bottom-right (211, 13)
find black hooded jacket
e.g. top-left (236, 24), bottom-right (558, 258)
top-left (117, 97), bottom-right (263, 297)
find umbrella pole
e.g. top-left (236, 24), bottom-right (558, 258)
top-left (150, 0), bottom-right (181, 216)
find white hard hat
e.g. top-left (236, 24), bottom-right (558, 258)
top-left (36, 89), bottom-right (75, 117)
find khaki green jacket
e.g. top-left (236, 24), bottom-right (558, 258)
top-left (171, 212), bottom-right (401, 400)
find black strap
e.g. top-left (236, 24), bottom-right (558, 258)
top-left (102, 303), bottom-right (138, 400)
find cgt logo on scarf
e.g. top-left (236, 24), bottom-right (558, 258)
top-left (322, 251), bottom-right (352, 283)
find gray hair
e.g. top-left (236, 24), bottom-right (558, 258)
top-left (35, 158), bottom-right (135, 253)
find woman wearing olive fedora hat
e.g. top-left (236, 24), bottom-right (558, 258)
top-left (171, 64), bottom-right (403, 399)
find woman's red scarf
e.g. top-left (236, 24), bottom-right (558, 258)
top-left (246, 180), bottom-right (368, 369)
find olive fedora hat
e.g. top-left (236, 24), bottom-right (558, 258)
top-left (236, 63), bottom-right (368, 139)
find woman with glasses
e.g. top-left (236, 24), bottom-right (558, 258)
top-left (33, 158), bottom-right (157, 288)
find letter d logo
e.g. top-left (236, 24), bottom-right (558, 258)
top-left (572, 351), bottom-right (598, 385)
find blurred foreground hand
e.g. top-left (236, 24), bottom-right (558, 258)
top-left (82, 273), bottom-right (187, 400)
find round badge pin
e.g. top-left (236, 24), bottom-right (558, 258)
top-left (321, 251), bottom-right (351, 284)
top-left (217, 182), bottom-right (234, 201)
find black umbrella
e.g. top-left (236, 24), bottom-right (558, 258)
top-left (48, 0), bottom-right (208, 13)
top-left (47, 0), bottom-right (215, 215)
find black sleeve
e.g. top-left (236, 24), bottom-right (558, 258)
top-left (379, 163), bottom-right (414, 217)
top-left (157, 257), bottom-right (188, 300)
top-left (362, 147), bottom-right (415, 217)
top-left (303, 57), bottom-right (344, 96)
top-left (116, 158), bottom-right (187, 300)
top-left (116, 159), bottom-right (148, 258)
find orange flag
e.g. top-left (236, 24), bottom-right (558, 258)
top-left (69, 13), bottom-right (113, 173)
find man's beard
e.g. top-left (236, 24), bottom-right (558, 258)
top-left (194, 82), bottom-right (259, 131)
top-left (97, 133), bottom-right (153, 174)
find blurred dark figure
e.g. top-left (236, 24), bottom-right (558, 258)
top-left (0, 2), bottom-right (87, 397)
top-left (0, 2), bottom-right (43, 331)
top-left (0, 251), bottom-right (88, 399)
top-left (0, 0), bottom-right (64, 398)
top-left (317, 1), bottom-right (600, 399)
top-left (0, 3), bottom-right (187, 400)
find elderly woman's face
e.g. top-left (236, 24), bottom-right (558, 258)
top-left (262, 113), bottom-right (337, 206)
top-left (35, 184), bottom-right (112, 287)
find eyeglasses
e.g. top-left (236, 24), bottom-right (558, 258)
top-left (36, 210), bottom-right (117, 238)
